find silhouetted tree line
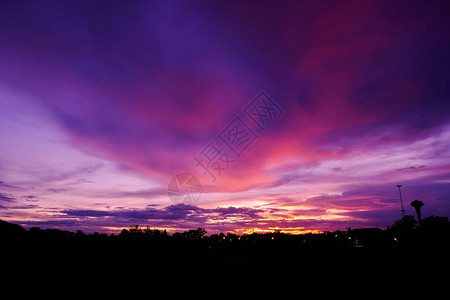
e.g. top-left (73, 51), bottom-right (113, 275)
top-left (1, 215), bottom-right (449, 267)
top-left (2, 215), bottom-right (449, 247)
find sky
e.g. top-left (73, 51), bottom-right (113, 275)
top-left (1, 0), bottom-right (450, 234)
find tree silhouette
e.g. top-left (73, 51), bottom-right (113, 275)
top-left (411, 199), bottom-right (424, 226)
top-left (1, 216), bottom-right (449, 269)
top-left (421, 215), bottom-right (449, 232)
top-left (386, 215), bottom-right (417, 243)
top-left (184, 227), bottom-right (207, 240)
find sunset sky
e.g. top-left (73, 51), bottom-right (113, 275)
top-left (1, 0), bottom-right (449, 234)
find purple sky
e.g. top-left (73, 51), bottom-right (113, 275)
top-left (1, 0), bottom-right (449, 234)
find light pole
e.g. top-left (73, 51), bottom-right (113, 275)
top-left (397, 185), bottom-right (405, 217)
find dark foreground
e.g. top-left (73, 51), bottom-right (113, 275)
top-left (2, 218), bottom-right (449, 280)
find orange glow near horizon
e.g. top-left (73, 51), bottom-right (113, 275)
top-left (231, 227), bottom-right (321, 236)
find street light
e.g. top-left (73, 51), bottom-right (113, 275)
top-left (397, 185), bottom-right (405, 217)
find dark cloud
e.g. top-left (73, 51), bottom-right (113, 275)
top-left (0, 181), bottom-right (19, 189)
top-left (0, 192), bottom-right (15, 202)
top-left (77, 178), bottom-right (95, 184)
top-left (9, 204), bottom-right (40, 209)
top-left (396, 165), bottom-right (426, 172)
top-left (211, 206), bottom-right (263, 219)
top-left (47, 188), bottom-right (67, 193)
top-left (61, 204), bottom-right (198, 221)
top-left (21, 219), bottom-right (80, 228)
top-left (98, 188), bottom-right (167, 199)
top-left (62, 209), bottom-right (112, 218)
top-left (22, 195), bottom-right (41, 203)
top-left (30, 204), bottom-right (264, 232)
top-left (60, 204), bottom-right (263, 223)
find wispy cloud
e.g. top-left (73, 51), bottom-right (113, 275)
top-left (0, 193), bottom-right (15, 203)
top-left (0, 181), bottom-right (19, 189)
